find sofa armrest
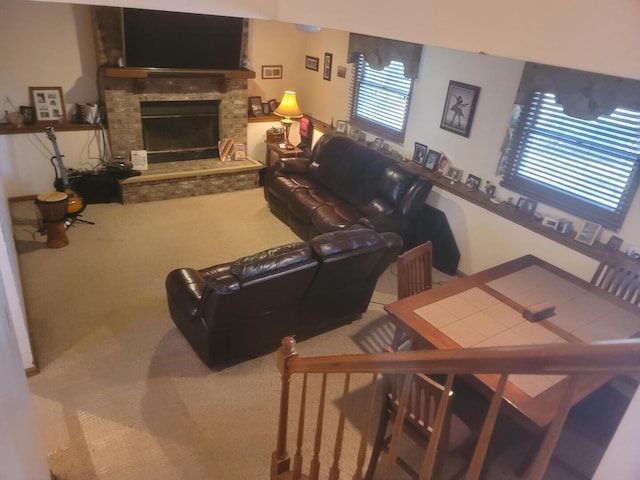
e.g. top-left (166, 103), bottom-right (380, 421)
top-left (274, 157), bottom-right (311, 174)
top-left (398, 177), bottom-right (433, 217)
top-left (166, 268), bottom-right (207, 318)
top-left (358, 214), bottom-right (410, 238)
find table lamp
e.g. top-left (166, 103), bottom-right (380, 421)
top-left (273, 91), bottom-right (303, 147)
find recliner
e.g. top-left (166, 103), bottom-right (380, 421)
top-left (166, 228), bottom-right (403, 368)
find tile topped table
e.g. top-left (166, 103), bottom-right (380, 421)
top-left (385, 254), bottom-right (640, 430)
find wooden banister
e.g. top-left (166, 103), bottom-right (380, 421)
top-left (272, 337), bottom-right (640, 480)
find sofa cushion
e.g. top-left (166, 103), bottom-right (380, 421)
top-left (310, 227), bottom-right (384, 257)
top-left (229, 242), bottom-right (313, 282)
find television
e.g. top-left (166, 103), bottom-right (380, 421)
top-left (122, 9), bottom-right (244, 70)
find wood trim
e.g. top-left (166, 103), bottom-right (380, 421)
top-left (100, 66), bottom-right (256, 79)
top-left (0, 122), bottom-right (100, 136)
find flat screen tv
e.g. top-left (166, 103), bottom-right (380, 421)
top-left (122, 9), bottom-right (244, 70)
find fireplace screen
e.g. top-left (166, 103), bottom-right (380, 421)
top-left (140, 100), bottom-right (220, 162)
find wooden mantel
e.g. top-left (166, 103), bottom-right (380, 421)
top-left (99, 66), bottom-right (256, 80)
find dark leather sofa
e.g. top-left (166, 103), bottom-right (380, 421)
top-left (165, 228), bottom-right (403, 368)
top-left (263, 134), bottom-right (433, 248)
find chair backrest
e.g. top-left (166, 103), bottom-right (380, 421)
top-left (591, 252), bottom-right (640, 306)
top-left (397, 241), bottom-right (433, 299)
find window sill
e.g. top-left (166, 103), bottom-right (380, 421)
top-left (402, 160), bottom-right (613, 262)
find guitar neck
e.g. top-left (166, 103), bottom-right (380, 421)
top-left (46, 128), bottom-right (71, 189)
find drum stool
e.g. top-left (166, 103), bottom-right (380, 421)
top-left (35, 191), bottom-right (69, 248)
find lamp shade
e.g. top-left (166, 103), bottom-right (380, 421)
top-left (274, 91), bottom-right (303, 119)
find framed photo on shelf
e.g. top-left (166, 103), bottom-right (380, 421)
top-left (444, 166), bottom-right (463, 183)
top-left (349, 126), bottom-right (360, 140)
top-left (248, 96), bottom-right (263, 117)
top-left (465, 173), bottom-right (482, 190)
top-left (575, 221), bottom-right (602, 246)
top-left (262, 103), bottom-right (271, 115)
top-left (29, 86), bottom-right (66, 122)
top-left (373, 137), bottom-right (384, 150)
top-left (268, 99), bottom-right (278, 113)
top-left (440, 80), bottom-right (480, 137)
top-left (323, 52), bottom-right (333, 81)
top-left (411, 142), bottom-right (428, 166)
top-left (261, 65), bottom-right (283, 79)
top-left (522, 199), bottom-right (538, 216)
top-left (336, 120), bottom-right (348, 133)
top-left (424, 150), bottom-right (441, 170)
top-left (436, 154), bottom-right (450, 175)
top-left (305, 56), bottom-right (319, 71)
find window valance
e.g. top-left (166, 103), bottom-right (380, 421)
top-left (515, 62), bottom-right (640, 120)
top-left (347, 33), bottom-right (422, 79)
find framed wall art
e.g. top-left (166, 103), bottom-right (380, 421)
top-left (465, 173), bottom-right (482, 190)
top-left (305, 56), bottom-right (319, 71)
top-left (336, 120), bottom-right (348, 133)
top-left (261, 65), bottom-right (283, 79)
top-left (323, 52), bottom-right (333, 81)
top-left (440, 81), bottom-right (480, 137)
top-left (29, 86), bottom-right (66, 122)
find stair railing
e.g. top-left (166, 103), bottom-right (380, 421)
top-left (271, 336), bottom-right (640, 480)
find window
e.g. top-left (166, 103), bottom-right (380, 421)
top-left (501, 91), bottom-right (640, 230)
top-left (350, 54), bottom-right (413, 143)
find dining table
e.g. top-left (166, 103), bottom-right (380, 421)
top-left (384, 254), bottom-right (640, 431)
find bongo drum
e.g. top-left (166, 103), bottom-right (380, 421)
top-left (35, 191), bottom-right (69, 248)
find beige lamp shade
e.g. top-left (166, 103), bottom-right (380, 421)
top-left (273, 91), bottom-right (303, 144)
top-left (274, 91), bottom-right (303, 119)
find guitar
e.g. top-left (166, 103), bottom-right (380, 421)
top-left (45, 127), bottom-right (84, 215)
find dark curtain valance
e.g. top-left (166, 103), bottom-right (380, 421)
top-left (515, 62), bottom-right (640, 120)
top-left (347, 33), bottom-right (422, 79)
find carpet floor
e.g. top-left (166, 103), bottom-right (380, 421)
top-left (10, 188), bottom-right (620, 479)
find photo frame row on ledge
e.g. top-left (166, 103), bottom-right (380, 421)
top-left (248, 96), bottom-right (278, 117)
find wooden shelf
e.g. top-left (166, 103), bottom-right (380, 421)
top-left (0, 122), bottom-right (100, 136)
top-left (400, 160), bottom-right (615, 262)
top-left (100, 66), bottom-right (256, 79)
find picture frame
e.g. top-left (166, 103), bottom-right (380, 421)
top-left (521, 199), bottom-right (538, 216)
top-left (305, 56), bottom-right (319, 71)
top-left (484, 183), bottom-right (496, 197)
top-left (465, 173), bottom-right (482, 190)
top-left (440, 80), bottom-right (480, 137)
top-left (268, 98), bottom-right (278, 113)
top-left (323, 52), bottom-right (333, 81)
top-left (444, 166), bottom-right (463, 183)
top-left (575, 221), bottom-right (602, 246)
top-left (372, 137), bottom-right (384, 150)
top-left (424, 150), bottom-right (441, 170)
top-left (516, 196), bottom-right (528, 210)
top-left (262, 103), bottom-right (271, 115)
top-left (606, 235), bottom-right (624, 251)
top-left (336, 120), bottom-right (348, 134)
top-left (261, 65), bottom-right (283, 79)
top-left (436, 154), bottom-right (450, 175)
top-left (337, 66), bottom-right (346, 78)
top-left (248, 96), bottom-right (263, 117)
top-left (349, 126), bottom-right (360, 140)
top-left (411, 142), bottom-right (428, 166)
top-left (29, 86), bottom-right (66, 122)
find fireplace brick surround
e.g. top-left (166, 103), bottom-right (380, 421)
top-left (93, 7), bottom-right (258, 203)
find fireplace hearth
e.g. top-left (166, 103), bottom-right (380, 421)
top-left (140, 100), bottom-right (220, 163)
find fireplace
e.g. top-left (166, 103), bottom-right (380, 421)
top-left (140, 100), bottom-right (220, 163)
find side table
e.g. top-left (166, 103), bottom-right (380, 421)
top-left (265, 142), bottom-right (305, 167)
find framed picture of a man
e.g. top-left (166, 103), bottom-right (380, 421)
top-left (440, 81), bottom-right (480, 137)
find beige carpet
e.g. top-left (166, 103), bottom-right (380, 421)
top-left (11, 188), bottom-right (603, 479)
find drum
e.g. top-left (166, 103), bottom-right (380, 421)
top-left (35, 191), bottom-right (69, 248)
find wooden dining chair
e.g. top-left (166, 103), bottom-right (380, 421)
top-left (393, 241), bottom-right (434, 350)
top-left (591, 252), bottom-right (640, 306)
top-left (397, 241), bottom-right (434, 300)
top-left (364, 371), bottom-right (473, 480)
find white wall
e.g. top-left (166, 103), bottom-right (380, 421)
top-left (0, 0), bottom-right (101, 199)
top-left (0, 179), bottom-right (49, 480)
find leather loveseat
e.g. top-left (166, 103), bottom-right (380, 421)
top-left (165, 228), bottom-right (403, 368)
top-left (263, 134), bottom-right (433, 248)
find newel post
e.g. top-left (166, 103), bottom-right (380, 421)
top-left (271, 336), bottom-right (298, 478)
